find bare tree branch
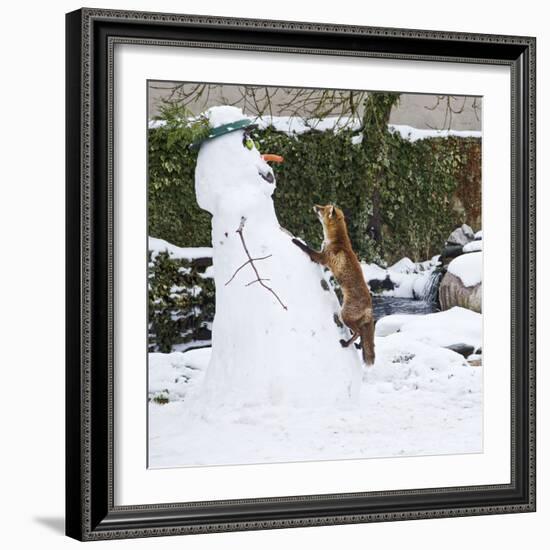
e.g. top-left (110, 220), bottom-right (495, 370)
top-left (224, 254), bottom-right (272, 286)
top-left (225, 217), bottom-right (288, 311)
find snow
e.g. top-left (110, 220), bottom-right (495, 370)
top-left (388, 124), bottom-right (482, 142)
top-left (207, 105), bottom-right (250, 127)
top-left (375, 306), bottom-right (482, 350)
top-left (388, 257), bottom-right (416, 273)
top-left (150, 114), bottom-right (481, 143)
top-left (148, 349), bottom-right (209, 403)
top-left (193, 106), bottom-right (361, 410)
top-left (149, 237), bottom-right (212, 261)
top-left (361, 263), bottom-right (388, 282)
top-left (148, 330), bottom-right (482, 467)
top-left (147, 105), bottom-right (483, 468)
top-left (386, 272), bottom-right (418, 298)
top-left (463, 240), bottom-right (482, 253)
top-left (413, 273), bottom-right (432, 298)
top-left (361, 256), bottom-right (439, 299)
top-left (198, 265), bottom-right (215, 279)
top-left (448, 252), bottom-right (482, 287)
top-left (258, 117), bottom-right (482, 142)
top-left (475, 230), bottom-right (483, 240)
top-left (255, 115), bottom-right (358, 134)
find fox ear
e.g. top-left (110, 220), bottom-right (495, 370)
top-left (327, 205), bottom-right (335, 218)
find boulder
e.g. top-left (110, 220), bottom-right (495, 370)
top-left (368, 275), bottom-right (395, 293)
top-left (461, 224), bottom-right (475, 240)
top-left (446, 224), bottom-right (475, 246)
top-left (445, 343), bottom-right (475, 358)
top-left (440, 244), bottom-right (465, 265)
top-left (439, 271), bottom-right (482, 313)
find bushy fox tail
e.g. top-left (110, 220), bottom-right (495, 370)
top-left (360, 320), bottom-right (375, 366)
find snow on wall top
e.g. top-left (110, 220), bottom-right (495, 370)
top-left (149, 115), bottom-right (482, 142)
top-left (149, 236), bottom-right (212, 261)
top-left (388, 124), bottom-right (481, 142)
top-left (448, 251), bottom-right (482, 287)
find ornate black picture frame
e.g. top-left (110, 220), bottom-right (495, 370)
top-left (66, 7), bottom-right (536, 541)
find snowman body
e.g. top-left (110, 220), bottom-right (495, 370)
top-left (194, 107), bottom-right (361, 410)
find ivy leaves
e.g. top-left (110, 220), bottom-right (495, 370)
top-left (148, 103), bottom-right (480, 264)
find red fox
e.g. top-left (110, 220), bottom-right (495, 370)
top-left (292, 204), bottom-right (375, 366)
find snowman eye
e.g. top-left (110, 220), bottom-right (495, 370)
top-left (242, 134), bottom-right (254, 150)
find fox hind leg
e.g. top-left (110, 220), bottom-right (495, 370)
top-left (340, 331), bottom-right (360, 348)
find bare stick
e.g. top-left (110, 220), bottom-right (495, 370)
top-left (224, 254), bottom-right (272, 286)
top-left (226, 217), bottom-right (288, 311)
top-left (245, 278), bottom-right (271, 287)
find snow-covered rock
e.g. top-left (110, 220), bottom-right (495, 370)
top-left (439, 272), bottom-right (482, 313)
top-left (361, 263), bottom-right (388, 282)
top-left (447, 224), bottom-right (475, 246)
top-left (388, 257), bottom-right (416, 273)
top-left (463, 240), bottom-right (482, 253)
top-left (193, 106), bottom-right (361, 410)
top-left (447, 251), bottom-right (482, 287)
top-left (461, 223), bottom-right (475, 241)
top-left (438, 227), bottom-right (482, 312)
top-left (375, 306), bottom-right (482, 350)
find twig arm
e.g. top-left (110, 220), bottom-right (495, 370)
top-left (225, 217), bottom-right (288, 311)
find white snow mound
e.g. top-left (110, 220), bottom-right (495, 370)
top-left (389, 257), bottom-right (416, 273)
top-left (148, 349), bottom-right (209, 402)
top-left (448, 251), bottom-right (482, 287)
top-left (375, 307), bottom-right (482, 350)
top-left (463, 240), bottom-right (482, 253)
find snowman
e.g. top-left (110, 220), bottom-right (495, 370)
top-left (193, 106), bottom-right (361, 411)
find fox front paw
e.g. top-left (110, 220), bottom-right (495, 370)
top-left (292, 239), bottom-right (316, 262)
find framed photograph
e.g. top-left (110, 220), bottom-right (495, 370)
top-left (65, 8), bottom-right (536, 541)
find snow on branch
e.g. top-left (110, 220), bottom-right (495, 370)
top-left (225, 217), bottom-right (288, 311)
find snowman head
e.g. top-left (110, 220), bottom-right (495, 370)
top-left (194, 106), bottom-right (283, 215)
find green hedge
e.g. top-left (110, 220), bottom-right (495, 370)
top-left (148, 250), bottom-right (214, 353)
top-left (148, 116), bottom-right (481, 265)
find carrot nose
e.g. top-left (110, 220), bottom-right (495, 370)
top-left (261, 154), bottom-right (284, 163)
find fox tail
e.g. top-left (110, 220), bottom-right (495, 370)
top-left (360, 320), bottom-right (375, 366)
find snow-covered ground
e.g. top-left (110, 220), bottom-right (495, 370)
top-left (148, 307), bottom-right (482, 468)
top-left (148, 107), bottom-right (482, 469)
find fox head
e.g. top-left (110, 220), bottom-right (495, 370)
top-left (313, 204), bottom-right (347, 242)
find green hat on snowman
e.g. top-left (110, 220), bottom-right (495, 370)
top-left (190, 106), bottom-right (258, 150)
